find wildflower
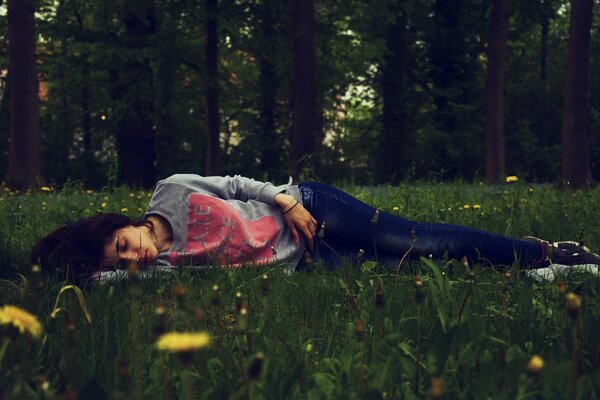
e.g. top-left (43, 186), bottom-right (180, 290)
top-left (565, 292), bottom-right (581, 320)
top-left (172, 282), bottom-right (187, 299)
top-left (101, 202), bottom-right (107, 209)
top-left (463, 204), bottom-right (470, 210)
top-left (506, 175), bottom-right (518, 183)
top-left (155, 332), bottom-right (211, 353)
top-left (85, 189), bottom-right (94, 194)
top-left (38, 374), bottom-right (50, 392)
top-left (527, 355), bottom-right (544, 375)
top-left (392, 206), bottom-right (399, 212)
top-left (415, 275), bottom-right (424, 304)
top-left (431, 377), bottom-right (444, 399)
top-left (40, 186), bottom-right (52, 192)
top-left (120, 207), bottom-right (129, 213)
top-left (212, 285), bottom-right (222, 307)
top-left (235, 292), bottom-right (244, 313)
top-left (192, 307), bottom-right (204, 321)
top-left (473, 204), bottom-right (481, 210)
top-left (355, 319), bottom-right (365, 342)
top-left (0, 305), bottom-right (43, 339)
top-left (237, 307), bottom-right (248, 332)
top-left (260, 274), bottom-right (269, 296)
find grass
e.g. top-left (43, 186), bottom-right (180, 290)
top-left (0, 179), bottom-right (599, 399)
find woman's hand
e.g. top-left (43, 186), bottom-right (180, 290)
top-left (274, 193), bottom-right (318, 250)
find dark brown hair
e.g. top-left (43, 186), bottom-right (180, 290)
top-left (31, 213), bottom-right (150, 280)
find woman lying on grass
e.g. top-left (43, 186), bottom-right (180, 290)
top-left (32, 174), bottom-right (600, 282)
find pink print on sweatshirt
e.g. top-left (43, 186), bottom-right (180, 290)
top-left (167, 194), bottom-right (279, 267)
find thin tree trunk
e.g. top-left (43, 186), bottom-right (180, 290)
top-left (560, 0), bottom-right (594, 188)
top-left (257, 0), bottom-right (280, 177)
top-left (205, 0), bottom-right (220, 176)
top-left (6, 0), bottom-right (45, 189)
top-left (484, 0), bottom-right (509, 183)
top-left (112, 9), bottom-right (156, 188)
top-left (154, 5), bottom-right (178, 177)
top-left (379, 7), bottom-right (408, 183)
top-left (291, 0), bottom-right (316, 180)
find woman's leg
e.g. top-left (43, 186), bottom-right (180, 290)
top-left (298, 182), bottom-right (544, 269)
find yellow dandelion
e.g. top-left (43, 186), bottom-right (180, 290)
top-left (101, 202), bottom-right (107, 209)
top-left (527, 355), bottom-right (544, 375)
top-left (120, 207), bottom-right (129, 213)
top-left (506, 175), bottom-right (518, 183)
top-left (85, 189), bottom-right (94, 194)
top-left (463, 204), bottom-right (470, 209)
top-left (156, 332), bottom-right (211, 353)
top-left (40, 186), bottom-right (52, 192)
top-left (392, 206), bottom-right (399, 212)
top-left (473, 204), bottom-right (481, 210)
top-left (0, 305), bottom-right (43, 339)
top-left (566, 292), bottom-right (581, 319)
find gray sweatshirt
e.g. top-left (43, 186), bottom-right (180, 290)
top-left (145, 174), bottom-right (304, 274)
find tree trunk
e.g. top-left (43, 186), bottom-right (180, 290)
top-left (291, 0), bottom-right (316, 181)
top-left (484, 0), bottom-right (509, 183)
top-left (205, 0), bottom-right (221, 176)
top-left (256, 0), bottom-right (281, 178)
top-left (378, 7), bottom-right (408, 183)
top-left (560, 0), bottom-right (594, 188)
top-left (6, 0), bottom-right (45, 189)
top-left (112, 8), bottom-right (156, 188)
top-left (154, 5), bottom-right (179, 178)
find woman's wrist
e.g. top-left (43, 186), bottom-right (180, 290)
top-left (274, 193), bottom-right (295, 209)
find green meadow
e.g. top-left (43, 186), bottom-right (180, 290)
top-left (1, 180), bottom-right (599, 399)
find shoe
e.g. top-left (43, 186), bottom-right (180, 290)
top-left (521, 236), bottom-right (592, 254)
top-left (522, 236), bottom-right (600, 281)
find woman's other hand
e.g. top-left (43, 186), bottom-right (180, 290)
top-left (274, 193), bottom-right (317, 250)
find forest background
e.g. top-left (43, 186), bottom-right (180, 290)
top-left (0, 0), bottom-right (598, 189)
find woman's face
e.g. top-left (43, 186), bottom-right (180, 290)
top-left (103, 225), bottom-right (159, 268)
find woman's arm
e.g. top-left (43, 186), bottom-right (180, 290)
top-left (274, 192), bottom-right (317, 250)
top-left (154, 174), bottom-right (290, 204)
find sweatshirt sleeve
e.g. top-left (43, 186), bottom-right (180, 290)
top-left (154, 174), bottom-right (292, 205)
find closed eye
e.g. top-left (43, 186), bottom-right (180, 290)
top-left (116, 237), bottom-right (127, 255)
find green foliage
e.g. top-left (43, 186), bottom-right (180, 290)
top-left (2, 0), bottom-right (596, 186)
top-left (0, 182), bottom-right (599, 397)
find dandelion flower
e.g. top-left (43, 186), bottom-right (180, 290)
top-left (473, 204), bottom-right (481, 210)
top-left (506, 175), bottom-right (518, 183)
top-left (527, 355), bottom-right (544, 375)
top-left (156, 332), bottom-right (211, 353)
top-left (463, 204), bottom-right (470, 209)
top-left (0, 305), bottom-right (43, 339)
top-left (565, 292), bottom-right (581, 319)
top-left (40, 186), bottom-right (52, 192)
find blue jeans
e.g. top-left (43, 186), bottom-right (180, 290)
top-left (298, 182), bottom-right (543, 269)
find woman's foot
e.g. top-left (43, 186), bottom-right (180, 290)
top-left (522, 236), bottom-right (600, 281)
